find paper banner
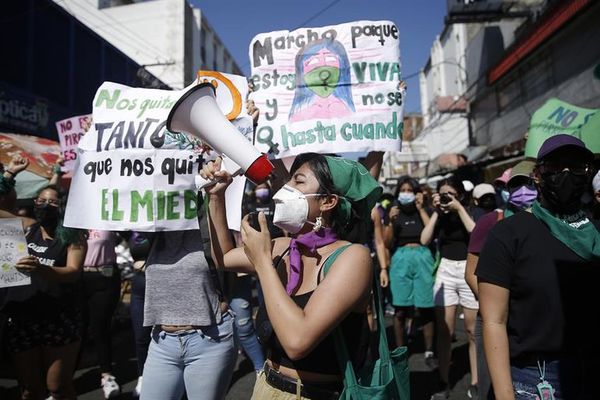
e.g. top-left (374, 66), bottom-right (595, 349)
top-left (64, 72), bottom-right (253, 232)
top-left (55, 114), bottom-right (92, 172)
top-left (525, 98), bottom-right (598, 158)
top-left (249, 20), bottom-right (403, 158)
top-left (0, 218), bottom-right (30, 288)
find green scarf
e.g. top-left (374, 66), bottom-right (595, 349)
top-left (323, 156), bottom-right (382, 226)
top-left (531, 201), bottom-right (600, 260)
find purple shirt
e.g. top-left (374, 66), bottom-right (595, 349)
top-left (468, 210), bottom-right (502, 254)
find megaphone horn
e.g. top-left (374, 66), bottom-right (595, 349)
top-left (166, 82), bottom-right (273, 185)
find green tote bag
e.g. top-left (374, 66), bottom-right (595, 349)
top-left (323, 245), bottom-right (410, 400)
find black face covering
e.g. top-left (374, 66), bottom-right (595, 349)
top-left (34, 203), bottom-right (60, 226)
top-left (477, 195), bottom-right (497, 212)
top-left (539, 171), bottom-right (588, 214)
top-left (399, 202), bottom-right (417, 214)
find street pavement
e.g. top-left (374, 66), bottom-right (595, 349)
top-left (1, 312), bottom-right (474, 399)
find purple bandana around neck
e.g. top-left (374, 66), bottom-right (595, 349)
top-left (286, 227), bottom-right (338, 295)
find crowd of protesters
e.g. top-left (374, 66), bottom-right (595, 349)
top-left (1, 93), bottom-right (599, 400)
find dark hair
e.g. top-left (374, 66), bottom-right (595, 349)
top-left (290, 153), bottom-right (347, 236)
top-left (394, 176), bottom-right (420, 198)
top-left (36, 185), bottom-right (86, 246)
top-left (436, 177), bottom-right (465, 197)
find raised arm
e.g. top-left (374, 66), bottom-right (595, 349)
top-left (360, 151), bottom-right (384, 180)
top-left (420, 210), bottom-right (438, 246)
top-left (203, 158), bottom-right (256, 273)
top-left (243, 215), bottom-right (373, 360)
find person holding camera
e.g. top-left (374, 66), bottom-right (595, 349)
top-left (382, 176), bottom-right (437, 368)
top-left (421, 177), bottom-right (477, 400)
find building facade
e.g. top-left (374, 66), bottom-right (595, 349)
top-left (417, 22), bottom-right (470, 164)
top-left (467, 0), bottom-right (600, 156)
top-left (54, 0), bottom-right (243, 89)
top-left (0, 0), bottom-right (166, 140)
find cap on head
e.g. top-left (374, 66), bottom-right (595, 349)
top-left (462, 180), bottom-right (474, 192)
top-left (537, 134), bottom-right (594, 161)
top-left (473, 183), bottom-right (495, 199)
top-left (507, 160), bottom-right (535, 185)
top-left (494, 168), bottom-right (512, 185)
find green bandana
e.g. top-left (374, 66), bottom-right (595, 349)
top-left (531, 201), bottom-right (600, 260)
top-left (324, 156), bottom-right (382, 227)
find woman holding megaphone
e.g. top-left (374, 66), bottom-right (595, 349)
top-left (206, 152), bottom-right (381, 399)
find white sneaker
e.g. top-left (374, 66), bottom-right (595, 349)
top-left (101, 374), bottom-right (120, 399)
top-left (134, 376), bottom-right (143, 397)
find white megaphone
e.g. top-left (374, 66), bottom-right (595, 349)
top-left (166, 82), bottom-right (273, 187)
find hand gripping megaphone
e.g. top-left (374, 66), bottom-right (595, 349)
top-left (166, 82), bottom-right (273, 187)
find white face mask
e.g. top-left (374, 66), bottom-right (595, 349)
top-left (272, 184), bottom-right (320, 234)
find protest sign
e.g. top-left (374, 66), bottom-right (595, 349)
top-left (55, 114), bottom-right (92, 172)
top-left (525, 98), bottom-right (598, 158)
top-left (249, 20), bottom-right (403, 158)
top-left (64, 72), bottom-right (253, 232)
top-left (0, 218), bottom-right (30, 288)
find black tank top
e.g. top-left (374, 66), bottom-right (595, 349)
top-left (26, 223), bottom-right (68, 268)
top-left (256, 251), bottom-right (369, 375)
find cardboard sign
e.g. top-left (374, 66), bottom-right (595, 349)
top-left (525, 98), bottom-right (598, 158)
top-left (55, 114), bottom-right (92, 172)
top-left (0, 218), bottom-right (30, 288)
top-left (64, 73), bottom-right (253, 231)
top-left (249, 20), bottom-right (403, 158)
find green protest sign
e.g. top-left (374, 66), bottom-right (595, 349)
top-left (579, 111), bottom-right (600, 154)
top-left (525, 98), bottom-right (598, 158)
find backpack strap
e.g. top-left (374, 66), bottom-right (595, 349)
top-left (321, 244), bottom-right (353, 279)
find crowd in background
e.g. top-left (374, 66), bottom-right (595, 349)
top-left (1, 101), bottom-right (599, 400)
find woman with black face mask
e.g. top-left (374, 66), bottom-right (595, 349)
top-left (0, 184), bottom-right (86, 400)
top-left (477, 135), bottom-right (600, 400)
top-left (382, 176), bottom-right (437, 368)
top-left (421, 177), bottom-right (478, 400)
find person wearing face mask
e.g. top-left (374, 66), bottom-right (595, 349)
top-left (477, 135), bottom-right (600, 400)
top-left (464, 160), bottom-right (537, 400)
top-left (420, 177), bottom-right (477, 400)
top-left (0, 184), bottom-right (87, 400)
top-left (382, 176), bottom-right (437, 369)
top-left (471, 183), bottom-right (498, 222)
top-left (494, 168), bottom-right (512, 209)
top-left (206, 153), bottom-right (381, 399)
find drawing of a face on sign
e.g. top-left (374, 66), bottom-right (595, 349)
top-left (289, 39), bottom-right (355, 123)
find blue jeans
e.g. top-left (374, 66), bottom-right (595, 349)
top-left (512, 361), bottom-right (562, 399)
top-left (230, 275), bottom-right (265, 371)
top-left (140, 312), bottom-right (238, 400)
top-left (129, 271), bottom-right (152, 376)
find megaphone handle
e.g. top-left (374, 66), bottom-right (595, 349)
top-left (194, 169), bottom-right (242, 191)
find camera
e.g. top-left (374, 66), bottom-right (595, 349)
top-left (440, 193), bottom-right (452, 205)
top-left (248, 212), bottom-right (261, 230)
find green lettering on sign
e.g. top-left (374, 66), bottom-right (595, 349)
top-left (131, 190), bottom-right (153, 222)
